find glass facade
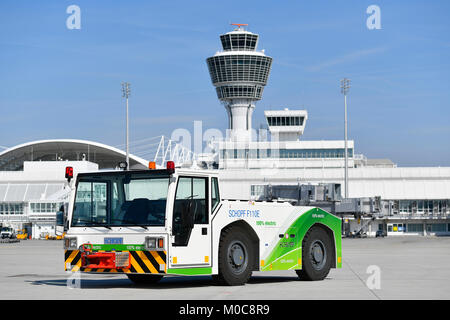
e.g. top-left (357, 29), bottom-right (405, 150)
top-left (267, 116), bottom-right (305, 127)
top-left (0, 203), bottom-right (24, 215)
top-left (221, 148), bottom-right (354, 159)
top-left (29, 202), bottom-right (59, 213)
top-left (207, 55), bottom-right (272, 86)
top-left (430, 223), bottom-right (447, 232)
top-left (220, 33), bottom-right (258, 51)
top-left (407, 224), bottom-right (424, 232)
top-left (398, 200), bottom-right (449, 215)
top-left (216, 84), bottom-right (263, 100)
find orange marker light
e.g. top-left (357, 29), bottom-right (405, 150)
top-left (149, 161), bottom-right (156, 170)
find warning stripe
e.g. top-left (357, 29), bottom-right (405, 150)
top-left (64, 250), bottom-right (72, 261)
top-left (67, 251), bottom-right (78, 263)
top-left (143, 251), bottom-right (163, 274)
top-left (129, 264), bottom-right (137, 273)
top-left (129, 251), bottom-right (147, 273)
top-left (128, 251), bottom-right (166, 274)
top-left (158, 251), bottom-right (167, 262)
top-left (133, 251), bottom-right (155, 274)
top-left (64, 250), bottom-right (82, 271)
top-left (150, 251), bottom-right (165, 266)
top-left (71, 252), bottom-right (81, 266)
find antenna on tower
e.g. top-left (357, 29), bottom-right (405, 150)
top-left (231, 23), bottom-right (248, 30)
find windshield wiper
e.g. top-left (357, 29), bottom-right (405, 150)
top-left (110, 219), bottom-right (148, 230)
top-left (73, 219), bottom-right (111, 229)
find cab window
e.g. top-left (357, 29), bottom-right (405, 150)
top-left (72, 181), bottom-right (107, 226)
top-left (172, 176), bottom-right (208, 246)
top-left (173, 177), bottom-right (208, 224)
top-left (211, 177), bottom-right (220, 213)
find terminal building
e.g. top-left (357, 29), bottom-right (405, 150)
top-left (0, 140), bottom-right (148, 238)
top-left (1, 25), bottom-right (449, 238)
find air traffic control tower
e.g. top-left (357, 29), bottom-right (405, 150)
top-left (206, 24), bottom-right (272, 141)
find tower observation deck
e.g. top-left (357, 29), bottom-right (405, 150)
top-left (206, 24), bottom-right (273, 141)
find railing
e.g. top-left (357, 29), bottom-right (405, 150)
top-left (373, 211), bottom-right (450, 219)
top-left (116, 135), bottom-right (197, 168)
top-left (153, 136), bottom-right (196, 168)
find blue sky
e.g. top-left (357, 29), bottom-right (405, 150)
top-left (0, 0), bottom-right (449, 166)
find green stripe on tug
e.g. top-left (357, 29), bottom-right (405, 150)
top-left (261, 208), bottom-right (342, 271)
top-left (167, 267), bottom-right (213, 275)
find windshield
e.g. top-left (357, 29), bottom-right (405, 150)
top-left (1, 227), bottom-right (11, 232)
top-left (71, 172), bottom-right (170, 227)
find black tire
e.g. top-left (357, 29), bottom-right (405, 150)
top-left (214, 226), bottom-right (255, 286)
top-left (296, 226), bottom-right (332, 281)
top-left (126, 274), bottom-right (163, 285)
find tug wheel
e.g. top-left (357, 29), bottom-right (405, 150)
top-left (296, 226), bottom-right (332, 281)
top-left (214, 226), bottom-right (254, 286)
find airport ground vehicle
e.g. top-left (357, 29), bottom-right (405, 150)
top-left (63, 163), bottom-right (342, 285)
top-left (16, 229), bottom-right (28, 240)
top-left (1, 227), bottom-right (16, 239)
top-left (375, 230), bottom-right (386, 237)
top-left (45, 232), bottom-right (65, 240)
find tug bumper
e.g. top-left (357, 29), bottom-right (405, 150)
top-left (64, 250), bottom-right (167, 274)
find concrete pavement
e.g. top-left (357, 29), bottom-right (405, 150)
top-left (0, 236), bottom-right (449, 300)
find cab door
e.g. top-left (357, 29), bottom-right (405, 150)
top-left (169, 176), bottom-right (211, 268)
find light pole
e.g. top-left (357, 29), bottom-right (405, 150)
top-left (122, 82), bottom-right (131, 169)
top-left (340, 78), bottom-right (351, 199)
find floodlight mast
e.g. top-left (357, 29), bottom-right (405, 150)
top-left (122, 82), bottom-right (131, 169)
top-left (340, 78), bottom-right (351, 199)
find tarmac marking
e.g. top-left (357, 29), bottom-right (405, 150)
top-left (343, 260), bottom-right (381, 300)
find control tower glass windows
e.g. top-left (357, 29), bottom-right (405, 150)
top-left (220, 34), bottom-right (258, 51)
top-left (206, 55), bottom-right (272, 85)
top-left (267, 116), bottom-right (305, 127)
top-left (217, 85), bottom-right (264, 100)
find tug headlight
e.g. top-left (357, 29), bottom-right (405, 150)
top-left (145, 237), bottom-right (164, 250)
top-left (64, 237), bottom-right (78, 250)
top-left (145, 237), bottom-right (157, 249)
